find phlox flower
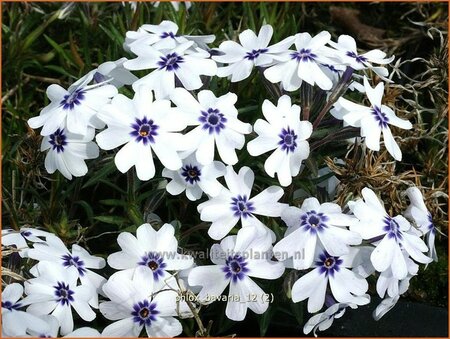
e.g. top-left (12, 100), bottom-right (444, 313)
top-left (349, 187), bottom-right (432, 280)
top-left (188, 228), bottom-right (285, 321)
top-left (405, 187), bottom-right (438, 261)
top-left (107, 223), bottom-right (193, 281)
top-left (96, 86), bottom-right (187, 181)
top-left (329, 35), bottom-right (394, 80)
top-left (334, 77), bottom-right (412, 160)
top-left (291, 248), bottom-right (370, 313)
top-left (24, 314), bottom-right (101, 338)
top-left (247, 95), bottom-right (312, 186)
top-left (124, 20), bottom-right (213, 52)
top-left (94, 58), bottom-right (138, 88)
top-left (28, 234), bottom-right (106, 307)
top-left (303, 302), bottom-right (357, 336)
top-left (1, 283), bottom-right (50, 337)
top-left (27, 71), bottom-right (117, 136)
top-left (162, 153), bottom-right (226, 201)
top-left (170, 88), bottom-right (252, 165)
top-left (1, 227), bottom-right (51, 257)
top-left (274, 197), bottom-right (361, 270)
top-left (124, 41), bottom-right (217, 99)
top-left (41, 126), bottom-right (99, 180)
top-left (100, 268), bottom-right (183, 337)
top-left (197, 165), bottom-right (287, 240)
top-left (264, 31), bottom-right (335, 91)
top-left (213, 24), bottom-right (295, 82)
top-left (22, 262), bottom-right (96, 335)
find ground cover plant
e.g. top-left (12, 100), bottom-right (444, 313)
top-left (2, 2), bottom-right (448, 337)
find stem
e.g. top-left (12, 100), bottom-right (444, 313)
top-left (310, 126), bottom-right (360, 151)
top-left (175, 277), bottom-right (209, 337)
top-left (312, 67), bottom-right (354, 129)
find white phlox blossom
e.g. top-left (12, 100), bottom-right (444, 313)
top-left (1, 227), bottom-right (51, 257)
top-left (188, 228), bottom-right (285, 321)
top-left (28, 71), bottom-right (117, 136)
top-left (197, 165), bottom-right (287, 240)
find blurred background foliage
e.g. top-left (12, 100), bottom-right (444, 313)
top-left (2, 1), bottom-right (448, 336)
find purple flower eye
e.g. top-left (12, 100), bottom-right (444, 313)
top-left (138, 252), bottom-right (167, 281)
top-left (278, 127), bottom-right (298, 153)
top-left (130, 117), bottom-right (159, 145)
top-left (60, 89), bottom-right (86, 110)
top-left (132, 300), bottom-right (159, 326)
top-left (316, 252), bottom-right (343, 277)
top-left (157, 53), bottom-right (184, 71)
top-left (53, 281), bottom-right (75, 306)
top-left (199, 108), bottom-right (227, 134)
top-left (49, 129), bottom-right (68, 153)
top-left (230, 195), bottom-right (255, 218)
top-left (223, 255), bottom-right (249, 282)
top-left (181, 164), bottom-right (202, 184)
top-left (291, 48), bottom-right (317, 62)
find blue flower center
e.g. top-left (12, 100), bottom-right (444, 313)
top-left (49, 129), bottom-right (67, 153)
top-left (160, 31), bottom-right (176, 39)
top-left (60, 89), bottom-right (86, 110)
top-left (244, 48), bottom-right (269, 60)
top-left (2, 301), bottom-right (22, 311)
top-left (223, 255), bottom-right (249, 283)
top-left (346, 51), bottom-right (368, 64)
top-left (278, 127), bottom-right (298, 153)
top-left (291, 48), bottom-right (317, 62)
top-left (132, 300), bottom-right (159, 326)
top-left (138, 252), bottom-right (167, 281)
top-left (157, 53), bottom-right (184, 71)
top-left (181, 164), bottom-right (201, 184)
top-left (53, 282), bottom-right (74, 306)
top-left (20, 230), bottom-right (32, 238)
top-left (383, 217), bottom-right (403, 241)
top-left (371, 106), bottom-right (389, 129)
top-left (61, 254), bottom-right (86, 276)
top-left (301, 210), bottom-right (329, 234)
top-left (316, 252), bottom-right (343, 277)
top-left (130, 117), bottom-right (159, 145)
top-left (199, 108), bottom-right (227, 134)
top-left (231, 195), bottom-right (255, 218)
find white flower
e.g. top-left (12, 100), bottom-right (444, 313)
top-left (22, 262), bottom-right (96, 335)
top-left (27, 71), bottom-right (117, 136)
top-left (124, 20), bottom-right (211, 52)
top-left (24, 314), bottom-right (101, 338)
top-left (41, 126), bottom-right (99, 180)
top-left (334, 76), bottom-right (412, 160)
top-left (247, 95), bottom-right (312, 186)
top-left (274, 197), bottom-right (360, 269)
top-left (28, 234), bottom-right (106, 307)
top-left (124, 42), bottom-right (217, 99)
top-left (1, 227), bottom-right (51, 257)
top-left (405, 187), bottom-right (437, 261)
top-left (93, 58), bottom-right (138, 88)
top-left (329, 35), bottom-right (394, 80)
top-left (125, 20), bottom-right (213, 53)
top-left (212, 25), bottom-right (294, 82)
top-left (303, 302), bottom-right (357, 336)
top-left (162, 153), bottom-right (226, 201)
top-left (107, 223), bottom-right (193, 281)
top-left (170, 88), bottom-right (252, 165)
top-left (100, 268), bottom-right (182, 337)
top-left (188, 228), bottom-right (285, 321)
top-left (291, 249), bottom-right (370, 313)
top-left (197, 166), bottom-right (287, 240)
top-left (96, 86), bottom-right (187, 181)
top-left (1, 283), bottom-right (50, 337)
top-left (349, 187), bottom-right (432, 279)
top-left (376, 252), bottom-right (418, 299)
top-left (264, 31), bottom-right (335, 91)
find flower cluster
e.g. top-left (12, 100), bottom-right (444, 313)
top-left (5, 16), bottom-right (438, 338)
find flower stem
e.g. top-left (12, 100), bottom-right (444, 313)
top-left (312, 67), bottom-right (354, 129)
